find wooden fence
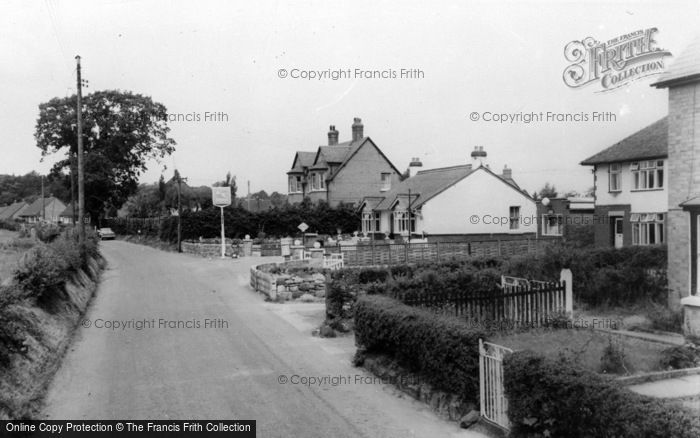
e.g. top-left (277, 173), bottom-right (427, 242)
top-left (325, 239), bottom-right (544, 266)
top-left (394, 270), bottom-right (573, 328)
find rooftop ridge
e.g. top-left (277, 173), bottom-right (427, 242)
top-left (415, 164), bottom-right (472, 175)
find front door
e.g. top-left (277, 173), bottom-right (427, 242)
top-left (614, 217), bottom-right (624, 248)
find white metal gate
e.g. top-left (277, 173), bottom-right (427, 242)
top-left (479, 339), bottom-right (513, 430)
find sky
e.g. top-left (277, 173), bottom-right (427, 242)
top-left (1, 0), bottom-right (698, 197)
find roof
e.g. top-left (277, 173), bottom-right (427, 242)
top-left (680, 196), bottom-right (700, 209)
top-left (0, 201), bottom-right (28, 220)
top-left (59, 203), bottom-right (77, 218)
top-left (288, 151), bottom-right (317, 173)
top-left (580, 117), bottom-right (668, 165)
top-left (652, 35), bottom-right (700, 88)
top-left (20, 197), bottom-right (62, 217)
top-left (373, 165), bottom-right (475, 210)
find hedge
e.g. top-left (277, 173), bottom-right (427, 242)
top-left (354, 295), bottom-right (486, 402)
top-left (503, 351), bottom-right (700, 437)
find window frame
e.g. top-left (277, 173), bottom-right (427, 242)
top-left (509, 206), bottom-right (520, 230)
top-left (542, 214), bottom-right (563, 236)
top-left (609, 163), bottom-right (622, 192)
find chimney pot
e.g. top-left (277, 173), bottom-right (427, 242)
top-left (328, 125), bottom-right (339, 145)
top-left (351, 117), bottom-right (364, 141)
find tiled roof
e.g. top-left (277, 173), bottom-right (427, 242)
top-left (580, 117), bottom-right (668, 165)
top-left (288, 151), bottom-right (317, 173)
top-left (374, 165), bottom-right (475, 210)
top-left (0, 201), bottom-right (28, 220)
top-left (20, 197), bottom-right (61, 217)
top-left (59, 202), bottom-right (77, 218)
top-left (652, 35), bottom-right (700, 88)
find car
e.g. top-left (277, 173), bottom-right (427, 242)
top-left (97, 227), bottom-right (115, 240)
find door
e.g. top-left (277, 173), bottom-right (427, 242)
top-left (614, 217), bottom-right (624, 248)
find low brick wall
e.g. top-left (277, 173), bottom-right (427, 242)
top-left (250, 260), bottom-right (326, 301)
top-left (181, 241), bottom-right (235, 257)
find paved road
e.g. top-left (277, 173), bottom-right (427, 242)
top-left (43, 241), bottom-right (486, 438)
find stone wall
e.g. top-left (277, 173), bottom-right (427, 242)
top-left (250, 260), bottom-right (326, 301)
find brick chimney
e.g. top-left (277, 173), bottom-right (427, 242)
top-left (352, 117), bottom-right (364, 141)
top-left (328, 125), bottom-right (339, 145)
top-left (471, 146), bottom-right (487, 167)
top-left (502, 165), bottom-right (512, 180)
top-left (407, 157), bottom-right (423, 178)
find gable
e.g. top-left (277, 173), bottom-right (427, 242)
top-left (329, 137), bottom-right (401, 181)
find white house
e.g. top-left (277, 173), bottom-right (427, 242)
top-left (359, 148), bottom-right (537, 242)
top-left (580, 118), bottom-right (668, 248)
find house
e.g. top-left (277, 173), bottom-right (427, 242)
top-left (287, 118), bottom-right (403, 207)
top-left (536, 197), bottom-right (595, 241)
top-left (18, 197), bottom-right (67, 224)
top-left (580, 118), bottom-right (668, 248)
top-left (359, 147), bottom-right (537, 242)
top-left (650, 36), bottom-right (700, 306)
top-left (0, 201), bottom-right (29, 222)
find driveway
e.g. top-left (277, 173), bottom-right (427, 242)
top-left (43, 240), bottom-right (488, 438)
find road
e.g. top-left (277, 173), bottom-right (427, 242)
top-left (43, 240), bottom-right (487, 438)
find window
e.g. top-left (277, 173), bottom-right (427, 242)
top-left (288, 176), bottom-right (302, 193)
top-left (542, 214), bottom-right (563, 236)
top-left (609, 163), bottom-right (621, 192)
top-left (393, 210), bottom-right (415, 235)
top-left (632, 160), bottom-right (664, 190)
top-left (362, 212), bottom-right (381, 233)
top-left (631, 213), bottom-right (665, 245)
top-left (509, 206), bottom-right (520, 230)
top-left (310, 172), bottom-right (326, 191)
top-left (381, 173), bottom-right (391, 191)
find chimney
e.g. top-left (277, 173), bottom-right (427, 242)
top-left (406, 157), bottom-right (423, 178)
top-left (351, 117), bottom-right (364, 141)
top-left (328, 125), bottom-right (339, 145)
top-left (502, 165), bottom-right (512, 180)
top-left (470, 146), bottom-right (487, 167)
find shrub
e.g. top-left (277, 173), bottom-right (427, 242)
top-left (14, 245), bottom-right (68, 303)
top-left (599, 337), bottom-right (632, 375)
top-left (354, 295), bottom-right (486, 402)
top-left (646, 304), bottom-right (683, 333)
top-left (504, 351), bottom-right (699, 437)
top-left (659, 345), bottom-right (700, 370)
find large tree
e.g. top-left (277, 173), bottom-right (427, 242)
top-left (34, 90), bottom-right (176, 222)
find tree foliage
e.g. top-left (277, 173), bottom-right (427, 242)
top-left (34, 90), bottom-right (176, 222)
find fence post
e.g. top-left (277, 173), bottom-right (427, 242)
top-left (560, 269), bottom-right (573, 316)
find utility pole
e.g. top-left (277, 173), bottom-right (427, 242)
top-left (407, 188), bottom-right (412, 244)
top-left (41, 175), bottom-right (45, 221)
top-left (247, 180), bottom-right (251, 211)
top-left (70, 156), bottom-right (76, 225)
top-left (76, 55), bottom-right (85, 244)
top-left (175, 171), bottom-right (188, 252)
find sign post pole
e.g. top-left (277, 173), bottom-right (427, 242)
top-left (211, 186), bottom-right (232, 259)
top-left (220, 205), bottom-right (225, 259)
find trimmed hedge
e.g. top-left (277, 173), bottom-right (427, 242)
top-left (504, 351), bottom-right (699, 438)
top-left (354, 295), bottom-right (486, 402)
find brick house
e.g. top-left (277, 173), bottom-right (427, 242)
top-left (536, 197), bottom-right (595, 241)
top-left (580, 118), bottom-right (668, 248)
top-left (359, 147), bottom-right (536, 242)
top-left (651, 36), bottom-right (700, 306)
top-left (287, 118), bottom-right (402, 207)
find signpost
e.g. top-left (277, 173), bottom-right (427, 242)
top-left (298, 222), bottom-right (308, 248)
top-left (212, 187), bottom-right (232, 258)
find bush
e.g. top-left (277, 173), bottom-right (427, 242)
top-left (354, 295), bottom-right (486, 402)
top-left (504, 351), bottom-right (699, 438)
top-left (659, 345), bottom-right (700, 370)
top-left (599, 337), bottom-right (632, 374)
top-left (646, 304), bottom-right (683, 333)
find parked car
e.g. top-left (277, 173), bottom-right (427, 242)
top-left (97, 227), bottom-right (115, 240)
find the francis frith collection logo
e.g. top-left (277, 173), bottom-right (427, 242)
top-left (563, 28), bottom-right (672, 92)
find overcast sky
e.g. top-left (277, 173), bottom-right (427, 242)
top-left (1, 0), bottom-right (698, 197)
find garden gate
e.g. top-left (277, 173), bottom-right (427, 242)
top-left (479, 339), bottom-right (512, 430)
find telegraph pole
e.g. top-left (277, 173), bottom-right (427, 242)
top-left (76, 55), bottom-right (85, 244)
top-left (41, 175), bottom-right (45, 221)
top-left (175, 171), bottom-right (188, 252)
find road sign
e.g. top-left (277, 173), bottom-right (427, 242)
top-left (298, 222), bottom-right (309, 232)
top-left (212, 187), bottom-right (232, 207)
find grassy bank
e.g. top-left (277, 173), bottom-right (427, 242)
top-left (0, 232), bottom-right (104, 419)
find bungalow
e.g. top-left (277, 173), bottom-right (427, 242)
top-left (536, 197), bottom-right (595, 241)
top-left (580, 118), bottom-right (668, 248)
top-left (359, 147), bottom-right (537, 242)
top-left (0, 201), bottom-right (28, 221)
top-left (18, 197), bottom-right (67, 224)
top-left (287, 118), bottom-right (403, 207)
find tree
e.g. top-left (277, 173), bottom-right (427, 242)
top-left (535, 183), bottom-right (558, 200)
top-left (35, 90), bottom-right (176, 223)
top-left (269, 191), bottom-right (288, 208)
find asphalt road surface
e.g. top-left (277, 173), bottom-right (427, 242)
top-left (43, 240), bottom-right (486, 438)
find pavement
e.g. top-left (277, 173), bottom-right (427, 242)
top-left (628, 374), bottom-right (700, 399)
top-left (42, 240), bottom-right (490, 438)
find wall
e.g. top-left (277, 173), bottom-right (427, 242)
top-left (592, 204), bottom-right (630, 247)
top-left (594, 162), bottom-right (667, 212)
top-left (420, 168), bottom-right (537, 235)
top-left (667, 82), bottom-right (700, 307)
top-left (327, 139), bottom-right (401, 207)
